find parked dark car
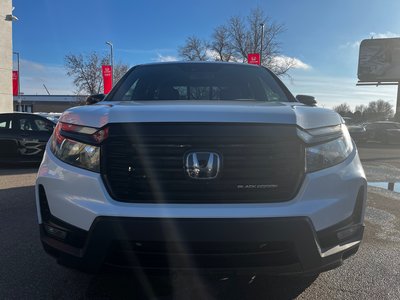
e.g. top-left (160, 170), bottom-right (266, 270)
top-left (347, 125), bottom-right (368, 143)
top-left (342, 117), bottom-right (368, 143)
top-left (0, 112), bottom-right (55, 164)
top-left (365, 121), bottom-right (400, 144)
top-left (35, 112), bottom-right (62, 123)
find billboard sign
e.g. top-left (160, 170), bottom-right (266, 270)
top-left (358, 38), bottom-right (400, 82)
top-left (247, 53), bottom-right (260, 65)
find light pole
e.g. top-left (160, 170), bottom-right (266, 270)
top-left (6, 7), bottom-right (19, 111)
top-left (260, 23), bottom-right (265, 66)
top-left (105, 41), bottom-right (114, 86)
top-left (5, 7), bottom-right (19, 21)
top-left (13, 52), bottom-right (21, 111)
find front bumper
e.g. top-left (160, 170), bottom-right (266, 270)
top-left (40, 214), bottom-right (364, 275)
top-left (36, 144), bottom-right (367, 274)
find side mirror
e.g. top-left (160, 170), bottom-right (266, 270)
top-left (86, 94), bottom-right (105, 105)
top-left (296, 95), bottom-right (317, 106)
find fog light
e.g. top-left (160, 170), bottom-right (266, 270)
top-left (44, 224), bottom-right (67, 240)
top-left (337, 225), bottom-right (359, 241)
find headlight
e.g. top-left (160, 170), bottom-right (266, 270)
top-left (304, 125), bottom-right (353, 173)
top-left (50, 122), bottom-right (108, 173)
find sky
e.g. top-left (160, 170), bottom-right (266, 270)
top-left (11, 0), bottom-right (400, 110)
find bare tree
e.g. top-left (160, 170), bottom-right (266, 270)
top-left (65, 52), bottom-right (106, 95)
top-left (178, 7), bottom-right (294, 76)
top-left (113, 63), bottom-right (129, 83)
top-left (65, 52), bottom-right (129, 95)
top-left (268, 56), bottom-right (296, 77)
top-left (179, 36), bottom-right (209, 61)
top-left (228, 15), bottom-right (249, 61)
top-left (354, 104), bottom-right (368, 122)
top-left (354, 104), bottom-right (368, 114)
top-left (231, 7), bottom-right (293, 75)
top-left (333, 103), bottom-right (352, 116)
top-left (211, 25), bottom-right (234, 61)
top-left (365, 99), bottom-right (394, 121)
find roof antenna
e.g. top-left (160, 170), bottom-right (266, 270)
top-left (43, 84), bottom-right (51, 95)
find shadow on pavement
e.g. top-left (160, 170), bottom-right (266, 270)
top-left (0, 164), bottom-right (38, 176)
top-left (85, 269), bottom-right (318, 300)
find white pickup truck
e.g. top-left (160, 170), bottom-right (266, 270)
top-left (36, 62), bottom-right (366, 275)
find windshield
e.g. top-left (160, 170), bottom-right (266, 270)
top-left (108, 63), bottom-right (292, 102)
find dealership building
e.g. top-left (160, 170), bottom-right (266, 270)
top-left (13, 95), bottom-right (82, 113)
top-left (0, 0), bottom-right (14, 112)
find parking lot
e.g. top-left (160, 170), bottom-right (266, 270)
top-left (1, 144), bottom-right (400, 299)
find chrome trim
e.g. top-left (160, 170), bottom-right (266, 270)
top-left (320, 241), bottom-right (361, 258)
top-left (185, 152), bottom-right (220, 179)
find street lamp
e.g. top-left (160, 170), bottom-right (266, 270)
top-left (5, 7), bottom-right (18, 21)
top-left (7, 7), bottom-right (19, 111)
top-left (260, 23), bottom-right (265, 66)
top-left (13, 52), bottom-right (21, 111)
top-left (105, 41), bottom-right (114, 86)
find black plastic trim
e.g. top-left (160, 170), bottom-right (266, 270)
top-left (100, 122), bottom-right (305, 203)
top-left (40, 214), bottom-right (363, 274)
top-left (38, 185), bottom-right (51, 223)
top-left (60, 130), bottom-right (100, 146)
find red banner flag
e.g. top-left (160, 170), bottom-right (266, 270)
top-left (102, 65), bottom-right (113, 94)
top-left (247, 53), bottom-right (261, 65)
top-left (12, 71), bottom-right (19, 96)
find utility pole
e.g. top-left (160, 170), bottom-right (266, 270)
top-left (106, 41), bottom-right (114, 86)
top-left (395, 82), bottom-right (400, 118)
top-left (260, 23), bottom-right (265, 66)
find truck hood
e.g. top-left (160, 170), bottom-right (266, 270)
top-left (60, 101), bottom-right (342, 130)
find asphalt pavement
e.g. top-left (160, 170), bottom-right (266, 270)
top-left (0, 143), bottom-right (400, 299)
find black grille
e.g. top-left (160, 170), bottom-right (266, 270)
top-left (101, 123), bottom-right (304, 203)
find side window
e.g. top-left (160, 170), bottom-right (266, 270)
top-left (121, 79), bottom-right (139, 101)
top-left (0, 115), bottom-right (13, 130)
top-left (33, 118), bottom-right (53, 132)
top-left (18, 116), bottom-right (52, 132)
top-left (174, 86), bottom-right (187, 100)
